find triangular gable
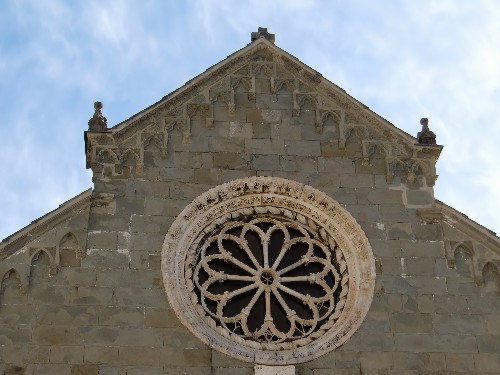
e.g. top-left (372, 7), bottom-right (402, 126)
top-left (84, 37), bottom-right (442, 188)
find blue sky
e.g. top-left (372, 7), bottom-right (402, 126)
top-left (1, 0), bottom-right (499, 240)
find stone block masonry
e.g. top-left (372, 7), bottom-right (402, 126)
top-left (1, 29), bottom-right (500, 375)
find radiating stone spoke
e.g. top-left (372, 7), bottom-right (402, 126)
top-left (194, 216), bottom-right (346, 345)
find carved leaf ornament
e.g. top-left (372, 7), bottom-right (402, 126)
top-left (162, 177), bottom-right (375, 364)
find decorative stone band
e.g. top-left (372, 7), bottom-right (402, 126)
top-left (162, 177), bottom-right (375, 365)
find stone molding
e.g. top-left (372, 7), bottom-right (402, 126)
top-left (162, 177), bottom-right (376, 364)
top-left (85, 39), bottom-right (440, 186)
top-left (0, 189), bottom-right (92, 261)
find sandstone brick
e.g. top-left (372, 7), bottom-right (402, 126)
top-left (161, 348), bottom-right (212, 368)
top-left (193, 168), bottom-right (220, 184)
top-left (172, 134), bottom-right (210, 153)
top-left (81, 249), bottom-right (129, 268)
top-left (71, 286), bottom-right (113, 305)
top-left (433, 314), bottom-right (485, 335)
top-left (50, 345), bottom-right (84, 364)
top-left (477, 334), bottom-right (500, 353)
top-left (33, 364), bottom-right (71, 375)
top-left (84, 346), bottom-right (119, 364)
top-left (125, 367), bottom-right (163, 375)
top-left (96, 268), bottom-right (160, 288)
top-left (417, 295), bottom-right (435, 313)
top-left (71, 364), bottom-right (99, 375)
top-left (446, 277), bottom-right (481, 296)
top-left (377, 256), bottom-right (402, 275)
top-left (340, 173), bottom-right (374, 188)
top-left (129, 233), bottom-right (164, 252)
top-left (401, 240), bottom-right (444, 258)
top-left (360, 352), bottom-right (393, 370)
top-left (271, 122), bottom-right (301, 140)
top-left (446, 353), bottom-right (475, 372)
top-left (403, 257), bottom-right (435, 276)
top-left (169, 182), bottom-right (213, 200)
top-left (390, 312), bottom-right (433, 333)
top-left (211, 350), bottom-right (253, 368)
top-left (392, 352), bottom-right (430, 372)
top-left (360, 311), bottom-right (391, 333)
top-left (284, 140), bottom-right (321, 156)
top-left (95, 365), bottom-right (125, 375)
top-left (0, 325), bottom-right (33, 344)
top-left (145, 308), bottom-right (180, 328)
top-left (335, 350), bottom-right (359, 369)
top-left (33, 325), bottom-right (79, 346)
top-left (405, 189), bottom-right (434, 206)
top-left (379, 205), bottom-right (410, 222)
top-left (474, 353), bottom-right (500, 372)
top-left (434, 295), bottom-right (470, 314)
top-left (159, 167), bottom-right (194, 182)
top-left (3, 344), bottom-right (50, 364)
top-left (173, 152), bottom-right (202, 168)
top-left (245, 138), bottom-right (284, 155)
top-left (163, 327), bottom-right (208, 349)
top-left (395, 333), bottom-right (477, 352)
top-left (87, 231), bottom-right (118, 250)
top-left (387, 223), bottom-right (414, 240)
top-left (208, 137), bottom-right (245, 153)
top-left (79, 326), bottom-right (162, 347)
top-left (252, 154), bottom-right (280, 170)
top-left (411, 223), bottom-right (442, 241)
top-left (129, 250), bottom-right (149, 269)
top-left (118, 347), bottom-right (160, 366)
top-left (0, 304), bottom-right (37, 325)
top-left (342, 331), bottom-right (395, 351)
top-left (212, 369), bottom-right (254, 375)
top-left (225, 121), bottom-right (253, 138)
top-left (213, 152), bottom-right (249, 169)
top-left (346, 204), bottom-right (380, 223)
top-left (370, 239), bottom-right (401, 257)
top-left (220, 169), bottom-right (255, 182)
top-left (130, 215), bottom-right (162, 233)
top-left (427, 352), bottom-right (446, 370)
top-left (37, 305), bottom-right (98, 325)
top-left (98, 307), bottom-right (144, 327)
top-left (466, 295), bottom-right (500, 314)
top-left (114, 287), bottom-right (167, 308)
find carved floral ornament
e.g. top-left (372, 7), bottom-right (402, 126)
top-left (161, 177), bottom-right (375, 364)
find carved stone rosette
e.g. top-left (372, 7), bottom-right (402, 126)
top-left (161, 177), bottom-right (375, 365)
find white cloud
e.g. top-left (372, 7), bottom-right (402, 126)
top-left (1, 0), bottom-right (500, 239)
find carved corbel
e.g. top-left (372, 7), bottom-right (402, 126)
top-left (362, 141), bottom-right (376, 166)
top-left (315, 108), bottom-right (322, 133)
top-left (183, 116), bottom-right (191, 144)
top-left (338, 111), bottom-right (346, 149)
top-left (228, 89), bottom-right (236, 114)
top-left (292, 91), bottom-right (300, 117)
top-left (249, 75), bottom-right (256, 101)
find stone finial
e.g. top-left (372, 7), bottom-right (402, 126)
top-left (88, 101), bottom-right (107, 132)
top-left (251, 27), bottom-right (275, 43)
top-left (417, 117), bottom-right (436, 145)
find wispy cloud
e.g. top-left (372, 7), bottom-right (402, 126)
top-left (1, 1), bottom-right (499, 240)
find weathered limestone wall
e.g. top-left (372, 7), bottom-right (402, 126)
top-left (1, 40), bottom-right (500, 374)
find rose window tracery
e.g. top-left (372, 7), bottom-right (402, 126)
top-left (191, 217), bottom-right (348, 347)
top-left (162, 177), bottom-right (375, 364)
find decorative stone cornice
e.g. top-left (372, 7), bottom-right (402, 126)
top-left (0, 189), bottom-right (92, 262)
top-left (84, 37), bottom-right (441, 187)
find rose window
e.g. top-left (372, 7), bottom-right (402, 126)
top-left (191, 217), bottom-right (348, 347)
top-left (162, 177), bottom-right (375, 364)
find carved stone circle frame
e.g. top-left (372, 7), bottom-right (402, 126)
top-left (162, 177), bottom-right (375, 364)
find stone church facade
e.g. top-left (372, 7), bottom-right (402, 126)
top-left (1, 28), bottom-right (500, 375)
